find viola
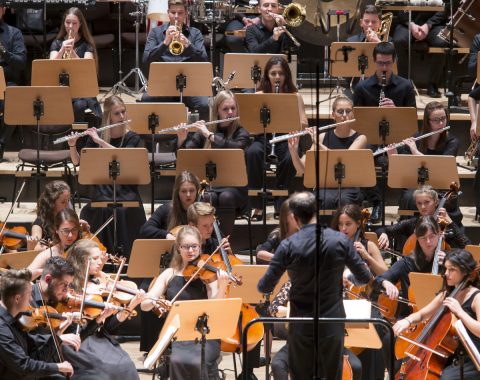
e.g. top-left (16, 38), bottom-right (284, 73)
top-left (342, 354), bottom-right (353, 380)
top-left (19, 305), bottom-right (82, 331)
top-left (56, 290), bottom-right (123, 319)
top-left (0, 222), bottom-right (29, 251)
top-left (182, 254), bottom-right (242, 285)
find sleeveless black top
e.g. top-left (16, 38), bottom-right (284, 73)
top-left (461, 290), bottom-right (480, 350)
top-left (166, 275), bottom-right (208, 302)
top-left (323, 129), bottom-right (360, 149)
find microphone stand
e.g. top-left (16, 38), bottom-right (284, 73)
top-left (444, 0), bottom-right (457, 113)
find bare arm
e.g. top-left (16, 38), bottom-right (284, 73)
top-left (27, 246), bottom-right (61, 280)
top-left (141, 269), bottom-right (172, 311)
top-left (349, 134), bottom-right (367, 149)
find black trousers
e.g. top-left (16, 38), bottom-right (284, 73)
top-left (441, 358), bottom-right (480, 380)
top-left (141, 93), bottom-right (210, 121)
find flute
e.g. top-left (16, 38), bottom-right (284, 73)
top-left (373, 126), bottom-right (450, 157)
top-left (157, 116), bottom-right (239, 134)
top-left (268, 119), bottom-right (356, 144)
top-left (53, 120), bottom-right (131, 145)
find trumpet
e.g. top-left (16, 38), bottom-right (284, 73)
top-left (158, 117), bottom-right (239, 134)
top-left (372, 126), bottom-right (450, 157)
top-left (269, 119), bottom-right (356, 144)
top-left (169, 18), bottom-right (184, 56)
top-left (62, 28), bottom-right (74, 59)
top-left (53, 120), bottom-right (131, 145)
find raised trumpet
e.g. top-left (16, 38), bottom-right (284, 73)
top-left (158, 117), bottom-right (239, 134)
top-left (269, 119), bottom-right (356, 144)
top-left (62, 28), bottom-right (74, 59)
top-left (169, 18), bottom-right (185, 56)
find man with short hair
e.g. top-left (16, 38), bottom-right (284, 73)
top-left (348, 5), bottom-right (389, 43)
top-left (187, 201), bottom-right (219, 253)
top-left (258, 192), bottom-right (371, 380)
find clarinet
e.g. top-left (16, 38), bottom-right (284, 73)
top-left (379, 71), bottom-right (387, 106)
top-left (268, 81), bottom-right (281, 163)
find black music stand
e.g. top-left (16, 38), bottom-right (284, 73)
top-left (236, 93), bottom-right (300, 224)
top-left (78, 148), bottom-right (150, 254)
top-left (127, 239), bottom-right (175, 278)
top-left (223, 53), bottom-right (287, 90)
top-left (125, 102), bottom-right (188, 213)
top-left (147, 62), bottom-right (213, 101)
top-left (4, 86), bottom-right (74, 197)
top-left (31, 58), bottom-right (99, 98)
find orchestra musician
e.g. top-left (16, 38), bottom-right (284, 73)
top-left (392, 249), bottom-right (480, 380)
top-left (142, 0), bottom-right (209, 121)
top-left (176, 90), bottom-right (250, 236)
top-left (28, 208), bottom-right (81, 280)
top-left (49, 7), bottom-right (101, 124)
top-left (0, 269), bottom-right (74, 378)
top-left (65, 239), bottom-right (144, 380)
top-left (347, 5), bottom-right (392, 43)
top-left (376, 185), bottom-right (470, 251)
top-left (288, 95), bottom-right (367, 209)
top-left (141, 226), bottom-right (229, 380)
top-left (258, 192), bottom-right (371, 379)
top-left (68, 95), bottom-right (146, 258)
top-left (0, 6), bottom-right (26, 162)
top-left (246, 56), bottom-right (307, 220)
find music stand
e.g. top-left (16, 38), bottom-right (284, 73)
top-left (465, 245), bottom-right (480, 264)
top-left (31, 59), bottom-right (99, 98)
top-left (4, 86), bottom-right (74, 197)
top-left (127, 239), bottom-right (175, 278)
top-left (0, 67), bottom-right (5, 100)
top-left (343, 299), bottom-right (382, 349)
top-left (78, 148), bottom-right (150, 254)
top-left (408, 272), bottom-right (442, 310)
top-left (144, 298), bottom-right (242, 379)
top-left (223, 53), bottom-right (287, 90)
top-left (125, 102), bottom-right (188, 212)
top-left (0, 250), bottom-right (40, 269)
top-left (147, 62), bottom-right (213, 101)
top-left (387, 155), bottom-right (459, 189)
top-left (236, 93), bottom-right (301, 224)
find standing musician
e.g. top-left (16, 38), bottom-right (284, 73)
top-left (0, 269), bottom-right (74, 378)
top-left (288, 95), bottom-right (366, 209)
top-left (376, 185), bottom-right (470, 251)
top-left (258, 192), bottom-right (371, 379)
top-left (392, 249), bottom-right (480, 380)
top-left (49, 7), bottom-right (101, 123)
top-left (245, 0), bottom-right (291, 53)
top-left (141, 226), bottom-right (229, 380)
top-left (142, 0), bottom-right (209, 121)
top-left (68, 95), bottom-right (147, 258)
top-left (28, 208), bottom-right (81, 280)
top-left (247, 56), bottom-right (307, 220)
top-left (65, 239), bottom-right (144, 379)
top-left (176, 90), bottom-right (250, 236)
top-left (139, 171), bottom-right (200, 240)
top-left (332, 204), bottom-right (388, 278)
top-left (0, 6), bottom-right (26, 162)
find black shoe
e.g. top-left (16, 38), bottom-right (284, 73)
top-left (427, 84), bottom-right (441, 98)
top-left (370, 205), bottom-right (383, 224)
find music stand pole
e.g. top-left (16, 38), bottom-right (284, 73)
top-left (260, 106), bottom-right (271, 226)
top-left (444, 0), bottom-right (456, 112)
top-left (148, 113), bottom-right (159, 213)
top-left (33, 99), bottom-right (44, 197)
top-left (109, 159), bottom-right (120, 254)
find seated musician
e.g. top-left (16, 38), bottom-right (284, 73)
top-left (247, 56), bottom-right (307, 220)
top-left (393, 249), bottom-right (480, 380)
top-left (255, 198), bottom-right (298, 264)
top-left (139, 171), bottom-right (200, 240)
top-left (0, 269), bottom-right (74, 378)
top-left (176, 90), bottom-right (250, 236)
top-left (28, 208), bottom-right (81, 280)
top-left (288, 95), bottom-right (367, 209)
top-left (347, 4), bottom-right (392, 43)
top-left (0, 6), bottom-right (26, 161)
top-left (142, 0), bottom-right (209, 121)
top-left (141, 226), bottom-right (229, 380)
top-left (220, 0), bottom-right (260, 53)
top-left (66, 239), bottom-right (144, 380)
top-left (68, 95), bottom-right (146, 258)
top-left (391, 6), bottom-right (448, 98)
top-left (49, 7), bottom-right (101, 123)
top-left (187, 201), bottom-right (221, 253)
top-left (376, 185), bottom-right (470, 251)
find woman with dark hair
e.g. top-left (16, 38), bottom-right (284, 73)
top-left (49, 7), bottom-right (101, 122)
top-left (332, 204), bottom-right (387, 277)
top-left (176, 90), bottom-right (250, 236)
top-left (246, 56), bottom-right (308, 220)
top-left (139, 170), bottom-right (200, 240)
top-left (68, 95), bottom-right (146, 258)
top-left (393, 249), bottom-right (480, 380)
top-left (28, 208), bottom-right (81, 280)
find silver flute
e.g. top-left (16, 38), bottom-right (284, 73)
top-left (373, 126), bottom-right (450, 157)
top-left (53, 119), bottom-right (131, 145)
top-left (158, 116), bottom-right (239, 133)
top-left (268, 119), bottom-right (356, 144)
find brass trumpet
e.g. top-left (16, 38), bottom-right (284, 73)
top-left (62, 28), bottom-right (74, 59)
top-left (169, 19), bottom-right (185, 56)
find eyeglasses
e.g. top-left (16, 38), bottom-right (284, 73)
top-left (418, 233), bottom-right (438, 242)
top-left (335, 109), bottom-right (353, 116)
top-left (428, 116), bottom-right (447, 124)
top-left (375, 60), bottom-right (393, 66)
top-left (180, 244), bottom-right (200, 251)
top-left (58, 228), bottom-right (79, 236)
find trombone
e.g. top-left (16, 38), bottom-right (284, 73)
top-left (267, 2), bottom-right (305, 48)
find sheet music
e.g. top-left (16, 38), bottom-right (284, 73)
top-left (144, 323), bottom-right (179, 370)
top-left (454, 320), bottom-right (480, 371)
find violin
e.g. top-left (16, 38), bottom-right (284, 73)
top-left (19, 305), bottom-right (82, 331)
top-left (0, 222), bottom-right (30, 251)
top-left (182, 254), bottom-right (242, 285)
top-left (56, 290), bottom-right (123, 319)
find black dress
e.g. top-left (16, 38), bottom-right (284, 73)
top-left (165, 276), bottom-right (221, 380)
top-left (79, 131), bottom-right (146, 258)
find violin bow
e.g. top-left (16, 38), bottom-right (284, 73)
top-left (170, 239), bottom-right (226, 305)
top-left (88, 215), bottom-right (114, 241)
top-left (76, 258), bottom-right (92, 335)
top-left (0, 181), bottom-right (27, 255)
top-left (105, 257), bottom-right (126, 304)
